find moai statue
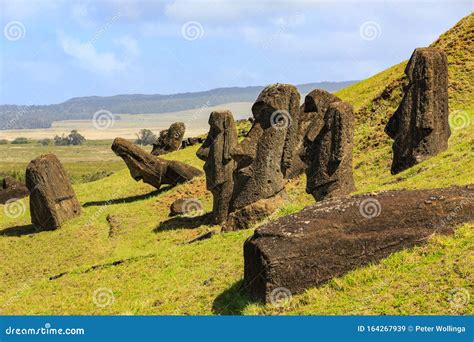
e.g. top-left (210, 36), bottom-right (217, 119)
top-left (151, 122), bottom-right (186, 156)
top-left (302, 101), bottom-right (355, 201)
top-left (26, 154), bottom-right (81, 231)
top-left (196, 110), bottom-right (238, 224)
top-left (286, 89), bottom-right (342, 179)
top-left (385, 47), bottom-right (450, 174)
top-left (112, 138), bottom-right (202, 189)
top-left (224, 83), bottom-right (300, 230)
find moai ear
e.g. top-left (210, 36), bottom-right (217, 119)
top-left (223, 115), bottom-right (231, 161)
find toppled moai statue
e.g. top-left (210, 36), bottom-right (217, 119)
top-left (244, 185), bottom-right (474, 303)
top-left (385, 47), bottom-right (450, 174)
top-left (0, 176), bottom-right (29, 204)
top-left (302, 101), bottom-right (355, 201)
top-left (26, 154), bottom-right (81, 231)
top-left (151, 122), bottom-right (186, 156)
top-left (112, 138), bottom-right (202, 189)
top-left (196, 110), bottom-right (238, 224)
top-left (286, 89), bottom-right (342, 179)
top-left (224, 84), bottom-right (300, 230)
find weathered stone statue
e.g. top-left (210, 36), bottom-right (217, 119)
top-left (151, 122), bottom-right (186, 156)
top-left (112, 138), bottom-right (202, 189)
top-left (302, 101), bottom-right (355, 201)
top-left (0, 176), bottom-right (29, 204)
top-left (385, 47), bottom-right (450, 174)
top-left (224, 83), bottom-right (300, 230)
top-left (286, 89), bottom-right (342, 179)
top-left (196, 110), bottom-right (238, 224)
top-left (26, 154), bottom-right (81, 231)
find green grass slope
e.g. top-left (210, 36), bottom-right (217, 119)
top-left (0, 14), bottom-right (472, 315)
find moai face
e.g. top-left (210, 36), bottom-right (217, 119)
top-left (303, 101), bottom-right (355, 201)
top-left (167, 122), bottom-right (186, 151)
top-left (196, 110), bottom-right (237, 189)
top-left (230, 84), bottom-right (300, 211)
top-left (385, 47), bottom-right (450, 174)
top-left (151, 122), bottom-right (186, 155)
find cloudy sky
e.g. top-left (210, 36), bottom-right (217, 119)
top-left (0, 0), bottom-right (471, 105)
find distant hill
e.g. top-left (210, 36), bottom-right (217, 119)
top-left (0, 81), bottom-right (356, 130)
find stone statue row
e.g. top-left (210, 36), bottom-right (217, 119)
top-left (198, 47), bottom-right (450, 230)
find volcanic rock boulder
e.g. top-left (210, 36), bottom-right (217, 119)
top-left (224, 84), bottom-right (300, 230)
top-left (385, 47), bottom-right (450, 174)
top-left (151, 122), bottom-right (186, 156)
top-left (25, 154), bottom-right (81, 231)
top-left (0, 176), bottom-right (29, 204)
top-left (244, 185), bottom-right (474, 303)
top-left (302, 101), bottom-right (355, 201)
top-left (196, 110), bottom-right (238, 224)
top-left (112, 138), bottom-right (202, 189)
top-left (286, 89), bottom-right (342, 179)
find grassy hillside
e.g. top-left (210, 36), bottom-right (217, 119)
top-left (0, 14), bottom-right (472, 315)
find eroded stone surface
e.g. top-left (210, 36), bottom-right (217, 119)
top-left (385, 47), bottom-right (450, 174)
top-left (151, 122), bottom-right (186, 156)
top-left (225, 84), bottom-right (300, 230)
top-left (26, 154), bottom-right (81, 230)
top-left (112, 138), bottom-right (202, 189)
top-left (196, 110), bottom-right (238, 224)
top-left (302, 101), bottom-right (356, 201)
top-left (244, 185), bottom-right (474, 303)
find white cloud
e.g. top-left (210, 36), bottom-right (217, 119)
top-left (58, 32), bottom-right (127, 74)
top-left (114, 35), bottom-right (140, 58)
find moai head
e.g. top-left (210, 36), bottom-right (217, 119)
top-left (151, 122), bottom-right (186, 155)
top-left (196, 110), bottom-right (238, 190)
top-left (303, 101), bottom-right (355, 201)
top-left (230, 83), bottom-right (300, 210)
top-left (288, 89), bottom-right (342, 179)
top-left (385, 47), bottom-right (450, 174)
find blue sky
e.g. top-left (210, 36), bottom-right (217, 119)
top-left (0, 0), bottom-right (471, 105)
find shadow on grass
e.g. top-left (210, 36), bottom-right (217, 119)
top-left (212, 280), bottom-right (256, 315)
top-left (83, 186), bottom-right (172, 207)
top-left (0, 224), bottom-right (40, 237)
top-left (153, 213), bottom-right (213, 232)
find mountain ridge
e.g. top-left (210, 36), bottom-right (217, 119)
top-left (0, 81), bottom-right (357, 130)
